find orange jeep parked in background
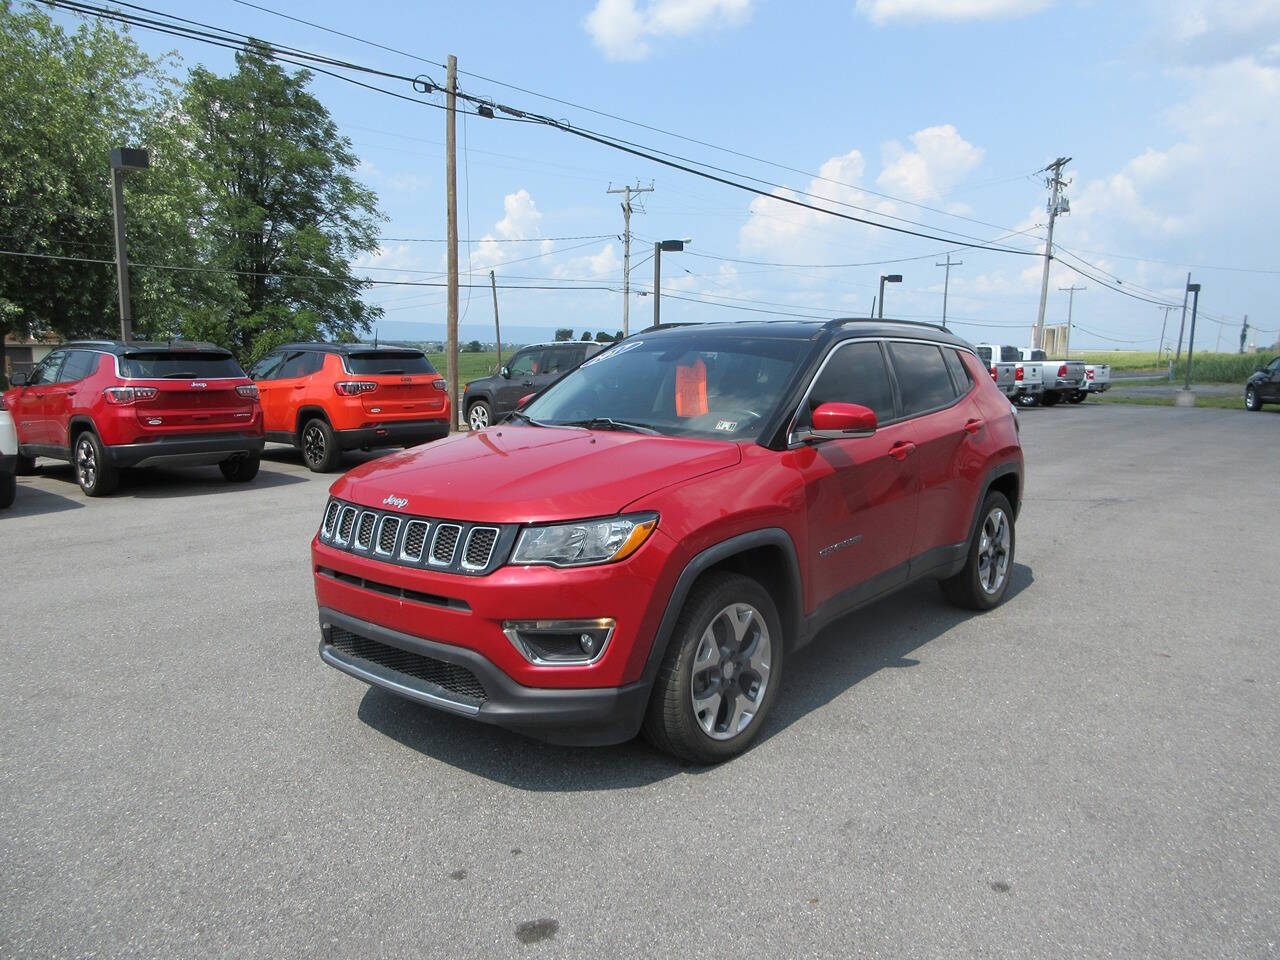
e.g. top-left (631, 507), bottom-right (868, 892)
top-left (250, 343), bottom-right (450, 472)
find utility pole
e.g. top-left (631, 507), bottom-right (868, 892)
top-left (445, 54), bottom-right (460, 431)
top-left (1058, 284), bottom-right (1085, 357)
top-left (935, 253), bottom-right (961, 329)
top-left (1214, 322), bottom-right (1223, 352)
top-left (489, 269), bottom-right (501, 370)
top-left (1240, 314), bottom-right (1249, 353)
top-left (1183, 280), bottom-right (1201, 393)
top-left (1157, 305), bottom-right (1174, 360)
top-left (606, 181), bottom-right (652, 337)
top-left (1032, 156), bottom-right (1071, 351)
top-left (1174, 271), bottom-right (1191, 362)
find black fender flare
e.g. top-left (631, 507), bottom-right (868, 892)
top-left (294, 407), bottom-right (332, 439)
top-left (640, 527), bottom-right (803, 688)
top-left (66, 415), bottom-right (99, 446)
top-left (964, 460), bottom-right (1022, 547)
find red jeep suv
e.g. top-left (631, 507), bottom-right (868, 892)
top-left (2, 340), bottom-right (263, 496)
top-left (312, 320), bottom-right (1023, 761)
top-left (250, 343), bottom-right (450, 472)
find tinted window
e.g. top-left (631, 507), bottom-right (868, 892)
top-left (975, 346), bottom-right (992, 363)
top-left (508, 350), bottom-right (541, 377)
top-left (544, 346), bottom-right (586, 374)
top-left (58, 350), bottom-right (99, 383)
top-left (1029, 349), bottom-right (1046, 362)
top-left (943, 349), bottom-right (972, 393)
top-left (119, 351), bottom-right (246, 379)
top-left (250, 353), bottom-right (286, 380)
top-left (806, 341), bottom-right (896, 424)
top-left (344, 351), bottom-right (435, 375)
top-left (888, 342), bottom-right (957, 415)
top-left (1001, 346), bottom-right (1021, 363)
top-left (277, 351), bottom-right (322, 379)
top-left (29, 352), bottom-right (64, 385)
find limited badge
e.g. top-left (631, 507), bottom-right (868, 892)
top-left (714, 419), bottom-right (738, 432)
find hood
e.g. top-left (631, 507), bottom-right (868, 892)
top-left (330, 425), bottom-right (742, 523)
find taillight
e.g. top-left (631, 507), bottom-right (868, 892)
top-left (103, 386), bottom-right (158, 405)
top-left (1015, 365), bottom-right (1024, 381)
top-left (989, 365), bottom-right (998, 381)
top-left (1058, 364), bottom-right (1068, 377)
top-left (1086, 369), bottom-right (1094, 380)
top-left (334, 381), bottom-right (377, 396)
top-left (431, 379), bottom-right (447, 393)
top-left (236, 384), bottom-right (259, 400)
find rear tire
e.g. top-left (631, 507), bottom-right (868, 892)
top-left (15, 453), bottom-right (36, 475)
top-left (1067, 390), bottom-right (1087, 404)
top-left (0, 471), bottom-right (15, 509)
top-left (467, 400), bottom-right (492, 431)
top-left (642, 572), bottom-right (784, 763)
top-left (300, 417), bottom-right (341, 472)
top-left (940, 491), bottom-right (1015, 611)
top-left (1041, 392), bottom-right (1061, 407)
top-left (1245, 387), bottom-right (1262, 411)
top-left (219, 453), bottom-right (260, 483)
top-left (1016, 393), bottom-right (1039, 407)
top-left (73, 430), bottom-right (118, 497)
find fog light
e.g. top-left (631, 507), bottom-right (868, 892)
top-left (503, 619), bottom-right (616, 665)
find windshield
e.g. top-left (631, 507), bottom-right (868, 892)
top-left (522, 334), bottom-right (808, 440)
top-left (345, 351), bottom-right (436, 375)
top-left (120, 351), bottom-right (245, 379)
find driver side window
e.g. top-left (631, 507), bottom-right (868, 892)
top-left (509, 350), bottom-right (540, 377)
top-left (29, 352), bottom-right (64, 386)
top-left (250, 353), bottom-right (286, 380)
top-left (804, 341), bottom-right (896, 425)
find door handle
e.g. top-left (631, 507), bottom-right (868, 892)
top-left (888, 441), bottom-right (916, 461)
top-left (293, 384), bottom-right (305, 390)
top-left (964, 418), bottom-right (984, 434)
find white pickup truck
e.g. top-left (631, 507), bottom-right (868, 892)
top-left (975, 343), bottom-right (1042, 405)
top-left (1018, 349), bottom-right (1087, 406)
top-left (1080, 363), bottom-right (1111, 401)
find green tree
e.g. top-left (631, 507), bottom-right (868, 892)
top-left (465, 339), bottom-right (483, 353)
top-left (183, 45), bottom-right (385, 364)
top-left (580, 331), bottom-right (592, 341)
top-left (554, 327), bottom-right (573, 342)
top-left (594, 330), bottom-right (613, 342)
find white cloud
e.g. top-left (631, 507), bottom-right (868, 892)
top-left (584, 0), bottom-right (752, 60)
top-left (739, 148), bottom-right (879, 252)
top-left (877, 125), bottom-right (984, 203)
top-left (470, 189), bottom-right (544, 274)
top-left (855, 0), bottom-right (1051, 24)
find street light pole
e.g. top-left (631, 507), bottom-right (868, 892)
top-left (1183, 281), bottom-right (1201, 392)
top-left (109, 147), bottom-right (149, 343)
top-left (653, 238), bottom-right (690, 327)
top-left (878, 274), bottom-right (902, 320)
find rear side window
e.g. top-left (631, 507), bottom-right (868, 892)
top-left (807, 341), bottom-right (896, 424)
top-left (544, 347), bottom-right (585, 374)
top-left (943, 349), bottom-right (972, 393)
top-left (888, 342), bottom-right (957, 415)
top-left (120, 351), bottom-right (246, 379)
top-left (344, 351), bottom-right (435, 375)
top-left (58, 350), bottom-right (99, 383)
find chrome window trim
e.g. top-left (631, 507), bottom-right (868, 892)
top-left (429, 523), bottom-right (462, 567)
top-left (460, 526), bottom-right (500, 571)
top-left (374, 515), bottom-right (402, 557)
top-left (399, 520), bottom-right (431, 562)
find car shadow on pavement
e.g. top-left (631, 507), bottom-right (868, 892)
top-left (356, 562), bottom-right (1035, 791)
top-left (261, 445), bottom-right (396, 472)
top-left (4, 481), bottom-right (85, 518)
top-left (28, 461), bottom-right (307, 499)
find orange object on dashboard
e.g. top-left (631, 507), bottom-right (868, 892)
top-left (675, 357), bottom-right (708, 417)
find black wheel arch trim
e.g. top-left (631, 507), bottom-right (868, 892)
top-left (640, 528), bottom-right (803, 689)
top-left (295, 407), bottom-right (332, 439)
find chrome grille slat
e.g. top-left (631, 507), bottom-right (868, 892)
top-left (461, 526), bottom-right (499, 570)
top-left (355, 512), bottom-right (376, 551)
top-left (336, 506), bottom-right (358, 546)
top-left (400, 520), bottom-right (430, 562)
top-left (376, 516), bottom-right (402, 556)
top-left (321, 500), bottom-right (341, 539)
top-left (429, 524), bottom-right (462, 566)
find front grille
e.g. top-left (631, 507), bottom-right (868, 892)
top-left (317, 500), bottom-right (511, 576)
top-left (462, 527), bottom-right (498, 569)
top-left (327, 627), bottom-right (487, 703)
top-left (431, 524), bottom-right (461, 565)
top-left (377, 516), bottom-right (401, 555)
top-left (355, 512), bottom-right (376, 551)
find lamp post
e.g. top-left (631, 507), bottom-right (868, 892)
top-left (109, 147), bottom-right (150, 342)
top-left (653, 238), bottom-right (691, 327)
top-left (878, 274), bottom-right (902, 320)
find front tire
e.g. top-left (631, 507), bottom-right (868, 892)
top-left (0, 471), bottom-right (15, 509)
top-left (1041, 392), bottom-right (1061, 407)
top-left (940, 491), bottom-right (1016, 611)
top-left (1016, 393), bottom-right (1039, 407)
top-left (1245, 387), bottom-right (1262, 411)
top-left (73, 430), bottom-right (118, 497)
top-left (467, 400), bottom-right (492, 431)
top-left (300, 417), bottom-right (341, 472)
top-left (219, 453), bottom-right (260, 483)
top-left (642, 572), bottom-right (783, 763)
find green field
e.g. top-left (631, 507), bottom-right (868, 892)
top-left (1092, 392), bottom-right (1243, 410)
top-left (425, 351), bottom-right (503, 385)
top-left (1073, 350), bottom-right (1276, 383)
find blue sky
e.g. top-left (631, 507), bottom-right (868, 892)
top-left (61, 0), bottom-right (1280, 349)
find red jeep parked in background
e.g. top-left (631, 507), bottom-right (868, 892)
top-left (311, 319), bottom-right (1024, 762)
top-left (250, 343), bottom-right (450, 472)
top-left (1, 340), bottom-right (263, 496)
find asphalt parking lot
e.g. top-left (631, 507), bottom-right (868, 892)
top-left (2, 403), bottom-right (1277, 959)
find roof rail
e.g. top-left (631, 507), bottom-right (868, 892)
top-left (821, 317), bottom-right (952, 334)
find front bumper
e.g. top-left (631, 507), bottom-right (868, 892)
top-left (104, 432), bottom-right (265, 468)
top-left (319, 608), bottom-right (650, 745)
top-left (335, 418), bottom-right (449, 451)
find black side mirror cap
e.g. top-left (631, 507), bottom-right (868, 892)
top-left (9, 371), bottom-right (28, 386)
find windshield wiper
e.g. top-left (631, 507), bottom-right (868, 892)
top-left (507, 410), bottom-right (545, 427)
top-left (560, 417), bottom-right (659, 435)
top-left (164, 372), bottom-right (198, 379)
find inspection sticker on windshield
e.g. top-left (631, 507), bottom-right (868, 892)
top-left (714, 419), bottom-right (738, 432)
top-left (582, 340), bottom-right (642, 366)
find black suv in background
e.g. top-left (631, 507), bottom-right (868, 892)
top-left (1245, 356), bottom-right (1280, 411)
top-left (462, 340), bottom-right (604, 430)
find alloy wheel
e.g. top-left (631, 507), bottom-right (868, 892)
top-left (469, 405), bottom-right (490, 430)
top-left (1245, 388), bottom-right (1257, 410)
top-left (303, 424), bottom-right (326, 465)
top-left (689, 602), bottom-right (772, 740)
top-left (75, 436), bottom-right (97, 490)
top-left (978, 507), bottom-right (1011, 595)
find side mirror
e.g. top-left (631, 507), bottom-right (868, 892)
top-left (809, 402), bottom-right (877, 440)
top-left (516, 393), bottom-right (535, 409)
top-left (501, 366), bottom-right (511, 379)
top-left (10, 371), bottom-right (28, 387)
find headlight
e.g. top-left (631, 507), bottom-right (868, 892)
top-left (511, 513), bottom-right (658, 567)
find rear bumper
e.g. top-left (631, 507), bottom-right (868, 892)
top-left (1086, 382), bottom-right (1110, 392)
top-left (318, 607), bottom-right (649, 745)
top-left (105, 432), bottom-right (265, 468)
top-left (335, 419), bottom-right (450, 451)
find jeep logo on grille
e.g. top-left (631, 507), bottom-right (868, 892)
top-left (382, 494), bottom-right (409, 510)
top-left (190, 381), bottom-right (207, 388)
